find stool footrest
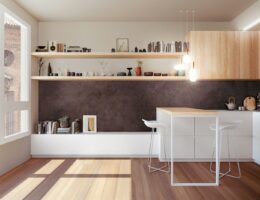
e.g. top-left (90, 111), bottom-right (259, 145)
top-left (148, 164), bottom-right (170, 173)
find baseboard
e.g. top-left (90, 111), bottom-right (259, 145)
top-left (31, 154), bottom-right (157, 158)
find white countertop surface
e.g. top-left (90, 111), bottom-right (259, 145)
top-left (157, 107), bottom-right (218, 117)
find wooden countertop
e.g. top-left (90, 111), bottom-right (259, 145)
top-left (157, 107), bottom-right (218, 117)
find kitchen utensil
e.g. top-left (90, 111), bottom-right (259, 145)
top-left (144, 72), bottom-right (153, 76)
top-left (37, 45), bottom-right (46, 49)
top-left (154, 73), bottom-right (162, 76)
top-left (226, 96), bottom-right (236, 110)
top-left (117, 72), bottom-right (126, 76)
top-left (127, 68), bottom-right (133, 76)
top-left (48, 41), bottom-right (57, 52)
top-left (243, 97), bottom-right (256, 111)
top-left (238, 106), bottom-right (245, 111)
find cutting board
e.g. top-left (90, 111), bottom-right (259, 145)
top-left (243, 97), bottom-right (256, 111)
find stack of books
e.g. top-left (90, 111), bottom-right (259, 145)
top-left (57, 128), bottom-right (71, 134)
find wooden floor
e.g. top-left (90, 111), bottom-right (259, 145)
top-left (0, 158), bottom-right (259, 200)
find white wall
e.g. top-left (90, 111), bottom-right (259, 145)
top-left (0, 0), bottom-right (38, 175)
top-left (232, 0), bottom-right (260, 30)
top-left (38, 21), bottom-right (232, 76)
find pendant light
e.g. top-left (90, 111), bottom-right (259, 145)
top-left (182, 54), bottom-right (192, 65)
top-left (189, 62), bottom-right (198, 82)
top-left (173, 10), bottom-right (184, 71)
top-left (182, 10), bottom-right (192, 65)
top-left (189, 10), bottom-right (198, 82)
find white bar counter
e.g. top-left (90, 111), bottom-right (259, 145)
top-left (157, 107), bottom-right (220, 187)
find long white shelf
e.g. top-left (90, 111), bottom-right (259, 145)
top-left (31, 52), bottom-right (184, 59)
top-left (31, 76), bottom-right (188, 81)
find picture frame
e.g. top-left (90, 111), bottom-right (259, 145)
top-left (83, 115), bottom-right (97, 133)
top-left (116, 38), bottom-right (129, 52)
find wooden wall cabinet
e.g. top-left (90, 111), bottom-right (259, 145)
top-left (189, 31), bottom-right (260, 80)
top-left (239, 31), bottom-right (259, 79)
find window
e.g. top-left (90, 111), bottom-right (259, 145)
top-left (0, 4), bottom-right (31, 144)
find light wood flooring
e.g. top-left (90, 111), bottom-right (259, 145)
top-left (0, 158), bottom-right (259, 200)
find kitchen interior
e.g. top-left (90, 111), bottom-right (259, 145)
top-left (0, 0), bottom-right (260, 199)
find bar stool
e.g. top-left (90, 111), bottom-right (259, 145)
top-left (142, 119), bottom-right (170, 173)
top-left (209, 120), bottom-right (242, 179)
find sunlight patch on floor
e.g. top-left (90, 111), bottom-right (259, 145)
top-left (42, 177), bottom-right (131, 200)
top-left (65, 159), bottom-right (131, 175)
top-left (34, 159), bottom-right (64, 174)
top-left (1, 177), bottom-right (45, 200)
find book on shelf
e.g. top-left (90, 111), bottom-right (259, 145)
top-left (57, 127), bottom-right (71, 134)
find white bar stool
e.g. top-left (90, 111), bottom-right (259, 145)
top-left (209, 120), bottom-right (242, 179)
top-left (142, 119), bottom-right (170, 173)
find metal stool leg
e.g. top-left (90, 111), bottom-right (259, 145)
top-left (210, 130), bottom-right (227, 179)
top-left (148, 128), bottom-right (154, 173)
top-left (210, 130), bottom-right (222, 174)
top-left (148, 128), bottom-right (170, 173)
top-left (162, 130), bottom-right (170, 173)
top-left (225, 133), bottom-right (241, 179)
top-left (210, 130), bottom-right (241, 179)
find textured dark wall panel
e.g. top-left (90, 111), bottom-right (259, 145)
top-left (39, 81), bottom-right (260, 131)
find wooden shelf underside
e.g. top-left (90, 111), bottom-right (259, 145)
top-left (31, 76), bottom-right (188, 81)
top-left (31, 52), bottom-right (184, 59)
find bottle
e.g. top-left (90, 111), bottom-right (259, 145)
top-left (48, 62), bottom-right (52, 76)
top-left (135, 61), bottom-right (142, 76)
top-left (257, 92), bottom-right (260, 110)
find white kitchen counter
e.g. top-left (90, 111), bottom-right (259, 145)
top-left (157, 107), bottom-right (220, 186)
top-left (156, 108), bottom-right (254, 162)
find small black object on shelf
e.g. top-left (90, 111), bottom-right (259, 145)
top-left (117, 72), bottom-right (127, 76)
top-left (47, 63), bottom-right (52, 76)
top-left (135, 47), bottom-right (138, 52)
top-left (111, 48), bottom-right (116, 52)
top-left (127, 68), bottom-right (133, 76)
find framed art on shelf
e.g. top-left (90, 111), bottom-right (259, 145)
top-left (83, 115), bottom-right (97, 133)
top-left (116, 38), bottom-right (129, 52)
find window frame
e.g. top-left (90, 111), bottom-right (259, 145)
top-left (0, 4), bottom-right (31, 145)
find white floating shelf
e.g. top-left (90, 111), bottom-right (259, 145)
top-left (31, 76), bottom-right (188, 81)
top-left (31, 52), bottom-right (184, 59)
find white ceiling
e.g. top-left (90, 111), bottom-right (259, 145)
top-left (14, 0), bottom-right (256, 22)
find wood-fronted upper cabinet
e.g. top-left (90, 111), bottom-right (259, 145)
top-left (259, 31), bottom-right (260, 78)
top-left (189, 31), bottom-right (259, 80)
top-left (189, 31), bottom-right (240, 79)
top-left (239, 31), bottom-right (259, 79)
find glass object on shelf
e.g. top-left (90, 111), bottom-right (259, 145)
top-left (4, 110), bottom-right (28, 137)
top-left (4, 13), bottom-right (28, 102)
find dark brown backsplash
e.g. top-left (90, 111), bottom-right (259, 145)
top-left (39, 81), bottom-right (260, 131)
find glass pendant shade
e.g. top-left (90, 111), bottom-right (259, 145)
top-left (182, 54), bottom-right (192, 64)
top-left (189, 62), bottom-right (198, 82)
